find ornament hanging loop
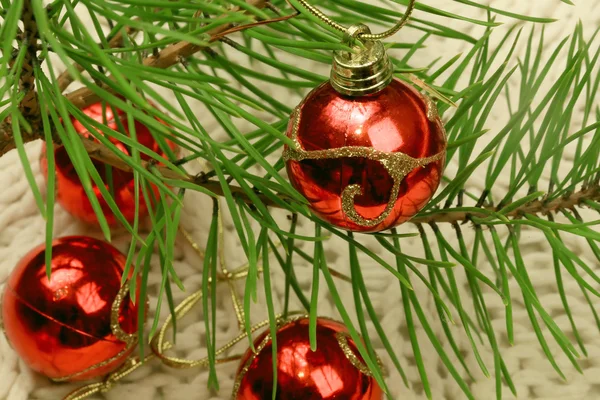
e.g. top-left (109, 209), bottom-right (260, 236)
top-left (291, 0), bottom-right (416, 41)
top-left (331, 24), bottom-right (393, 96)
top-left (290, 0), bottom-right (416, 96)
top-left (357, 0), bottom-right (416, 41)
top-left (343, 23), bottom-right (371, 47)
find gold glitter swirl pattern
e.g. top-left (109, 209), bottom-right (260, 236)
top-left (283, 107), bottom-right (445, 227)
top-left (425, 97), bottom-right (440, 123)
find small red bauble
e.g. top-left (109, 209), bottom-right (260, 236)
top-left (232, 317), bottom-right (383, 400)
top-left (1, 236), bottom-right (140, 381)
top-left (41, 102), bottom-right (176, 226)
top-left (284, 79), bottom-right (446, 232)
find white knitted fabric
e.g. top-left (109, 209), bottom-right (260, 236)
top-left (1, 1), bottom-right (599, 399)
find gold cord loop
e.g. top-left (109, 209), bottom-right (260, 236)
top-left (149, 288), bottom-right (268, 369)
top-left (63, 353), bottom-right (159, 400)
top-left (62, 202), bottom-right (350, 399)
top-left (343, 24), bottom-right (371, 47)
top-left (292, 0), bottom-right (416, 42)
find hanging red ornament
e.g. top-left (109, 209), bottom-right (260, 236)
top-left (1, 236), bottom-right (140, 381)
top-left (284, 25), bottom-right (446, 232)
top-left (232, 317), bottom-right (383, 400)
top-left (40, 102), bottom-right (177, 226)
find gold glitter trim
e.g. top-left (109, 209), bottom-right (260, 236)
top-left (335, 331), bottom-right (373, 377)
top-left (230, 314), bottom-right (307, 400)
top-left (425, 96), bottom-right (440, 123)
top-left (283, 107), bottom-right (445, 227)
top-left (229, 315), bottom-right (385, 399)
top-left (53, 283), bottom-right (138, 382)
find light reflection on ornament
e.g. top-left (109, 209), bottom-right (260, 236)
top-left (233, 317), bottom-right (383, 400)
top-left (76, 282), bottom-right (107, 314)
top-left (283, 80), bottom-right (446, 232)
top-left (1, 236), bottom-right (140, 381)
top-left (40, 102), bottom-right (177, 226)
top-left (311, 364), bottom-right (343, 398)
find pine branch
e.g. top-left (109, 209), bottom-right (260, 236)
top-left (73, 136), bottom-right (600, 225)
top-left (64, 0), bottom-right (268, 110)
top-left (0, 0), bottom-right (43, 157)
top-left (2, 1), bottom-right (597, 398)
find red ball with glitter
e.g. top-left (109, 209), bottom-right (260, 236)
top-left (40, 102), bottom-right (177, 226)
top-left (233, 317), bottom-right (383, 400)
top-left (1, 236), bottom-right (140, 381)
top-left (284, 78), bottom-right (446, 232)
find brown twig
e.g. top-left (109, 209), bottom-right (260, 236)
top-left (0, 120), bottom-right (17, 156)
top-left (410, 186), bottom-right (600, 225)
top-left (56, 25), bottom-right (138, 92)
top-left (81, 138), bottom-right (291, 208)
top-left (19, 0), bottom-right (40, 117)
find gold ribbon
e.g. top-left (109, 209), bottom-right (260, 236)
top-left (149, 287), bottom-right (272, 370)
top-left (62, 265), bottom-right (253, 400)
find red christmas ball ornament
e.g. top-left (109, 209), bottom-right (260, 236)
top-left (232, 317), bottom-right (383, 400)
top-left (1, 236), bottom-right (140, 381)
top-left (284, 28), bottom-right (446, 232)
top-left (40, 102), bottom-right (177, 226)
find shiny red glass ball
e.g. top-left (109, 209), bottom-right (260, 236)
top-left (234, 317), bottom-right (383, 400)
top-left (284, 79), bottom-right (446, 232)
top-left (1, 236), bottom-right (139, 381)
top-left (41, 102), bottom-right (176, 226)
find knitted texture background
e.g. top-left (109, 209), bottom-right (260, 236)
top-left (1, 1), bottom-right (599, 399)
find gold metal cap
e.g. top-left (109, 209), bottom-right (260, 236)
top-left (330, 24), bottom-right (394, 97)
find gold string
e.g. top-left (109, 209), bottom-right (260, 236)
top-left (62, 204), bottom-right (356, 398)
top-left (62, 264), bottom-right (257, 400)
top-left (288, 0), bottom-right (416, 41)
top-left (150, 288), bottom-right (275, 370)
top-left (179, 226), bottom-right (206, 260)
top-left (62, 350), bottom-right (162, 400)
